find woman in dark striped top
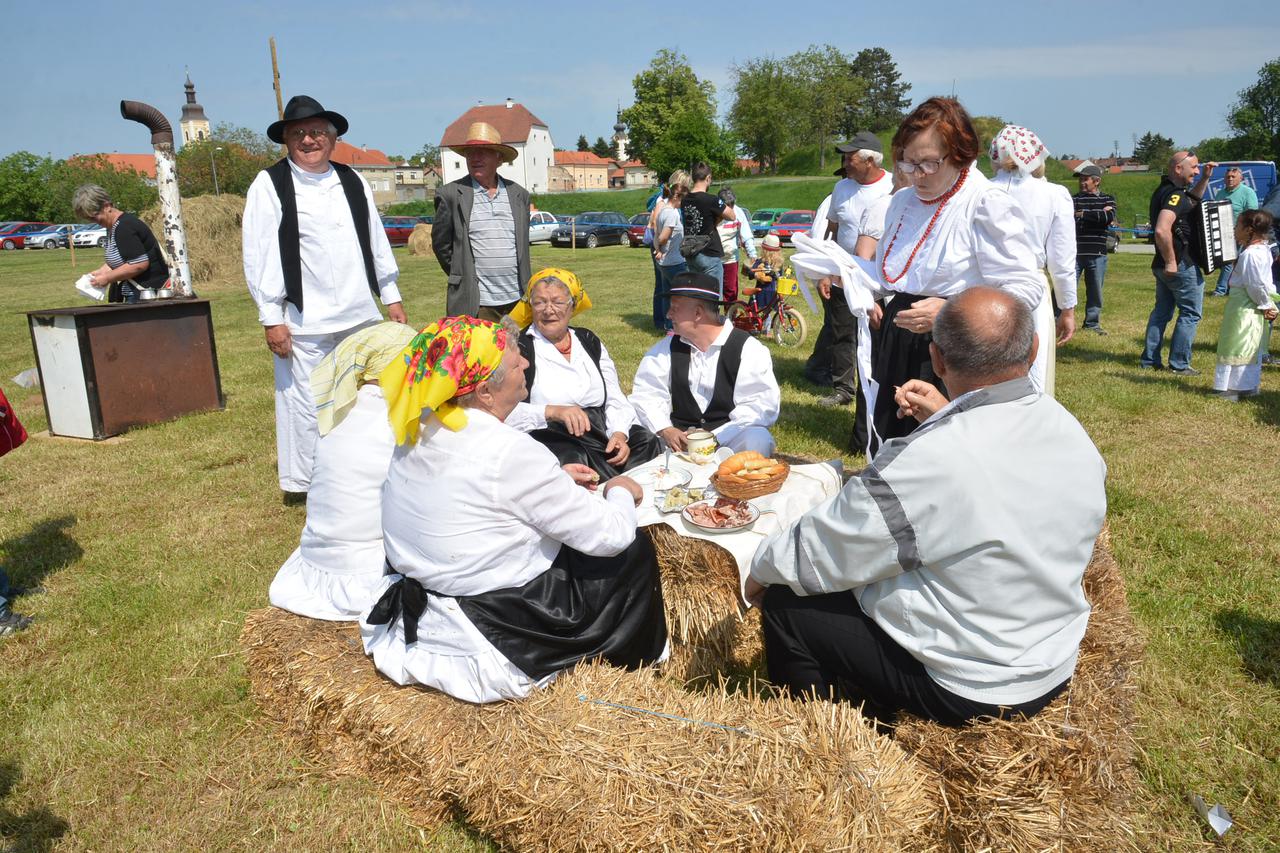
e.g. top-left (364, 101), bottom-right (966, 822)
top-left (73, 184), bottom-right (170, 303)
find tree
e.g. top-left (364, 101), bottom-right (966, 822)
top-left (0, 152), bottom-right (55, 220)
top-left (591, 136), bottom-right (614, 159)
top-left (409, 143), bottom-right (440, 168)
top-left (728, 56), bottom-right (804, 174)
top-left (1133, 131), bottom-right (1175, 170)
top-left (619, 49), bottom-right (716, 164)
top-left (786, 45), bottom-right (864, 170)
top-left (1225, 58), bottom-right (1280, 162)
top-left (845, 47), bottom-right (911, 134)
top-left (576, 134), bottom-right (590, 152)
top-left (644, 110), bottom-right (737, 184)
top-left (208, 121), bottom-right (277, 159)
top-left (175, 138), bottom-right (275, 197)
top-left (969, 115), bottom-right (1008, 160)
top-left (47, 156), bottom-right (154, 221)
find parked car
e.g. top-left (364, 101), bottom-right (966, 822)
top-left (750, 208), bottom-right (789, 238)
top-left (768, 210), bottom-right (816, 244)
top-left (382, 216), bottom-right (418, 247)
top-left (0, 221), bottom-right (53, 250)
top-left (627, 212), bottom-right (649, 247)
top-left (73, 225), bottom-right (107, 248)
top-left (550, 211), bottom-right (630, 249)
top-left (529, 210), bottom-right (560, 243)
top-left (23, 224), bottom-right (80, 249)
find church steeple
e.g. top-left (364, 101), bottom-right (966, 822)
top-left (179, 71), bottom-right (211, 145)
top-left (612, 105), bottom-right (629, 162)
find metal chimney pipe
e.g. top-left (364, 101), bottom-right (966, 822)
top-left (119, 100), bottom-right (193, 297)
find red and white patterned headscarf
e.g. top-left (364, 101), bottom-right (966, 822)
top-left (990, 125), bottom-right (1050, 175)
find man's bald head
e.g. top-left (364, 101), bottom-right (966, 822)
top-left (931, 287), bottom-right (1036, 383)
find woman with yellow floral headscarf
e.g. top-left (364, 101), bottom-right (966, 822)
top-left (269, 321), bottom-right (416, 621)
top-left (362, 314), bottom-right (668, 703)
top-left (506, 268), bottom-right (663, 480)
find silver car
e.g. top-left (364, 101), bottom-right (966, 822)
top-left (73, 225), bottom-right (107, 248)
top-left (529, 210), bottom-right (559, 244)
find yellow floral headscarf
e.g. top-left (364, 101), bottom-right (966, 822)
top-left (380, 316), bottom-right (509, 444)
top-left (312, 322), bottom-right (416, 436)
top-left (508, 267), bottom-right (592, 328)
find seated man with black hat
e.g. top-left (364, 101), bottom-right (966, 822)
top-left (630, 272), bottom-right (781, 456)
top-left (243, 94), bottom-right (408, 503)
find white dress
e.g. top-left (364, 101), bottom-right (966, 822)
top-left (268, 384), bottom-right (395, 620)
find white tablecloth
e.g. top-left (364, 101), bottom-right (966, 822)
top-left (630, 451), bottom-right (843, 595)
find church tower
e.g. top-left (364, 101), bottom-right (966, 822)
top-left (179, 73), bottom-right (211, 145)
top-left (612, 107), bottom-right (629, 162)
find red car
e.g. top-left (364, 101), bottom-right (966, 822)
top-left (0, 221), bottom-right (54, 251)
top-left (381, 216), bottom-right (420, 247)
top-left (627, 213), bottom-right (649, 247)
top-left (767, 210), bottom-right (815, 244)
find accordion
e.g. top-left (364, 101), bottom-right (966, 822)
top-left (1189, 199), bottom-right (1237, 274)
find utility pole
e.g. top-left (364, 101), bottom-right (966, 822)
top-left (271, 37), bottom-right (285, 156)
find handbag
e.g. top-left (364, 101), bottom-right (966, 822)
top-left (679, 234), bottom-right (711, 259)
top-left (0, 387), bottom-right (28, 457)
top-left (1104, 230), bottom-right (1120, 254)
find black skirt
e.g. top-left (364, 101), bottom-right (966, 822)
top-left (871, 293), bottom-right (943, 453)
top-left (528, 404), bottom-right (663, 481)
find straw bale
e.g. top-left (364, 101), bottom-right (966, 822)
top-left (893, 529), bottom-right (1145, 851)
top-left (407, 223), bottom-right (434, 256)
top-left (241, 609), bottom-right (942, 851)
top-left (141, 194), bottom-right (246, 289)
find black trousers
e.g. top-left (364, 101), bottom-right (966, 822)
top-left (804, 288), bottom-right (858, 396)
top-left (760, 585), bottom-right (1068, 727)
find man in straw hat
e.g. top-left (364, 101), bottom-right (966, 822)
top-left (432, 121), bottom-right (532, 321)
top-left (630, 271), bottom-right (780, 455)
top-left (746, 287), bottom-right (1106, 726)
top-left (243, 94), bottom-right (408, 503)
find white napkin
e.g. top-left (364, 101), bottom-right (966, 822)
top-left (74, 274), bottom-right (105, 302)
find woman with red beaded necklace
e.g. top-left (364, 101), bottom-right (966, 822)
top-left (868, 97), bottom-right (1044, 452)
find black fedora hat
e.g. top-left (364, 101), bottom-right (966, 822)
top-left (267, 95), bottom-right (349, 144)
top-left (668, 271), bottom-right (721, 303)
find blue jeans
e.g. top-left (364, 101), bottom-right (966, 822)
top-left (686, 252), bottom-right (724, 298)
top-left (1213, 261), bottom-right (1234, 296)
top-left (0, 568), bottom-right (11, 611)
top-left (1076, 255), bottom-right (1107, 327)
top-left (1141, 263), bottom-right (1203, 370)
top-left (656, 261), bottom-right (686, 330)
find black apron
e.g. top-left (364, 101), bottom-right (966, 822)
top-left (870, 293), bottom-right (943, 454)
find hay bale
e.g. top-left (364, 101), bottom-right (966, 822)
top-left (892, 529), bottom-right (1145, 851)
top-left (241, 610), bottom-right (941, 851)
top-left (142, 194), bottom-right (246, 288)
top-left (407, 223), bottom-right (434, 256)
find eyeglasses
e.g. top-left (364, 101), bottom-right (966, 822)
top-left (531, 299), bottom-right (571, 311)
top-left (897, 158), bottom-right (945, 176)
top-left (287, 127), bottom-right (333, 142)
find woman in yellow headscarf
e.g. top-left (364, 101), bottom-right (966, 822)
top-left (363, 314), bottom-right (668, 704)
top-left (505, 268), bottom-right (663, 480)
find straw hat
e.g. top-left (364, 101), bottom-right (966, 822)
top-left (450, 121), bottom-right (518, 164)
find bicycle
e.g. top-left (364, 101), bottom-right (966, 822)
top-left (726, 273), bottom-right (808, 348)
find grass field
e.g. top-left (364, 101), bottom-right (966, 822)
top-left (1, 244), bottom-right (1278, 850)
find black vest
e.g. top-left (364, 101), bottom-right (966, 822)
top-left (265, 158), bottom-right (380, 312)
top-left (520, 327), bottom-right (605, 404)
top-left (669, 327), bottom-right (749, 431)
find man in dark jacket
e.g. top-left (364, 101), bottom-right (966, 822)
top-left (432, 121), bottom-right (532, 320)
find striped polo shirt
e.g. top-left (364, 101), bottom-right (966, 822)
top-left (1071, 190), bottom-right (1117, 259)
top-left (468, 178), bottom-right (520, 306)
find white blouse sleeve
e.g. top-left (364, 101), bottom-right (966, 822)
top-left (714, 337), bottom-right (780, 445)
top-left (629, 341), bottom-right (675, 433)
top-left (971, 190), bottom-right (1048, 309)
top-left (1240, 247), bottom-right (1278, 308)
top-left (241, 172), bottom-right (288, 327)
top-left (503, 438), bottom-right (637, 557)
top-left (1046, 185), bottom-right (1078, 309)
top-left (598, 340), bottom-right (639, 436)
top-left (505, 401), bottom-right (547, 433)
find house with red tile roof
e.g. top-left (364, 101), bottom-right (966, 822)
top-left (331, 141), bottom-right (397, 206)
top-left (554, 150), bottom-right (612, 191)
top-left (439, 100), bottom-right (555, 193)
top-left (620, 159), bottom-right (656, 189)
top-left (71, 153), bottom-right (159, 184)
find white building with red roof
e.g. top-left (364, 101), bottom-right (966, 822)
top-left (330, 140), bottom-right (397, 207)
top-left (439, 99), bottom-right (554, 193)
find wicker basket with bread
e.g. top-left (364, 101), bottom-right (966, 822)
top-left (711, 451), bottom-right (790, 499)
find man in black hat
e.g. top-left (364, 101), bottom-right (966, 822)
top-left (243, 95), bottom-right (408, 503)
top-left (629, 272), bottom-right (780, 455)
top-left (1071, 164), bottom-right (1116, 334)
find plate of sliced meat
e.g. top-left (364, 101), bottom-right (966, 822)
top-left (680, 497), bottom-right (760, 534)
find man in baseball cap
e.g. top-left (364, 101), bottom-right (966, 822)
top-left (1071, 163), bottom-right (1116, 334)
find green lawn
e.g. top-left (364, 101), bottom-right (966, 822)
top-left (1, 245), bottom-right (1277, 850)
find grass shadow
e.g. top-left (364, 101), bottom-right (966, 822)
top-left (0, 516), bottom-right (81, 590)
top-left (620, 312), bottom-right (664, 335)
top-left (1213, 608), bottom-right (1280, 687)
top-left (0, 761), bottom-right (70, 853)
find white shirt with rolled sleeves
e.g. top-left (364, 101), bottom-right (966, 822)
top-left (827, 171), bottom-right (894, 255)
top-left (506, 326), bottom-right (640, 438)
top-left (629, 322), bottom-right (780, 454)
top-left (242, 158), bottom-right (401, 334)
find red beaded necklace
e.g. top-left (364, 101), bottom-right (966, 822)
top-left (880, 168), bottom-right (969, 285)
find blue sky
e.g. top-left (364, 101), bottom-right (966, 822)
top-left (7, 1), bottom-right (1278, 163)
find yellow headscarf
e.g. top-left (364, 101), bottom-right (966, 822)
top-left (380, 316), bottom-right (510, 444)
top-left (508, 267), bottom-right (592, 328)
top-left (312, 322), bottom-right (417, 436)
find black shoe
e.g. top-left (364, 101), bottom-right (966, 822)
top-left (282, 491), bottom-right (308, 507)
top-left (817, 391), bottom-right (854, 408)
top-left (8, 584), bottom-right (45, 598)
top-left (1171, 367), bottom-right (1200, 376)
top-left (0, 608), bottom-right (32, 637)
top-left (1084, 325), bottom-right (1108, 336)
